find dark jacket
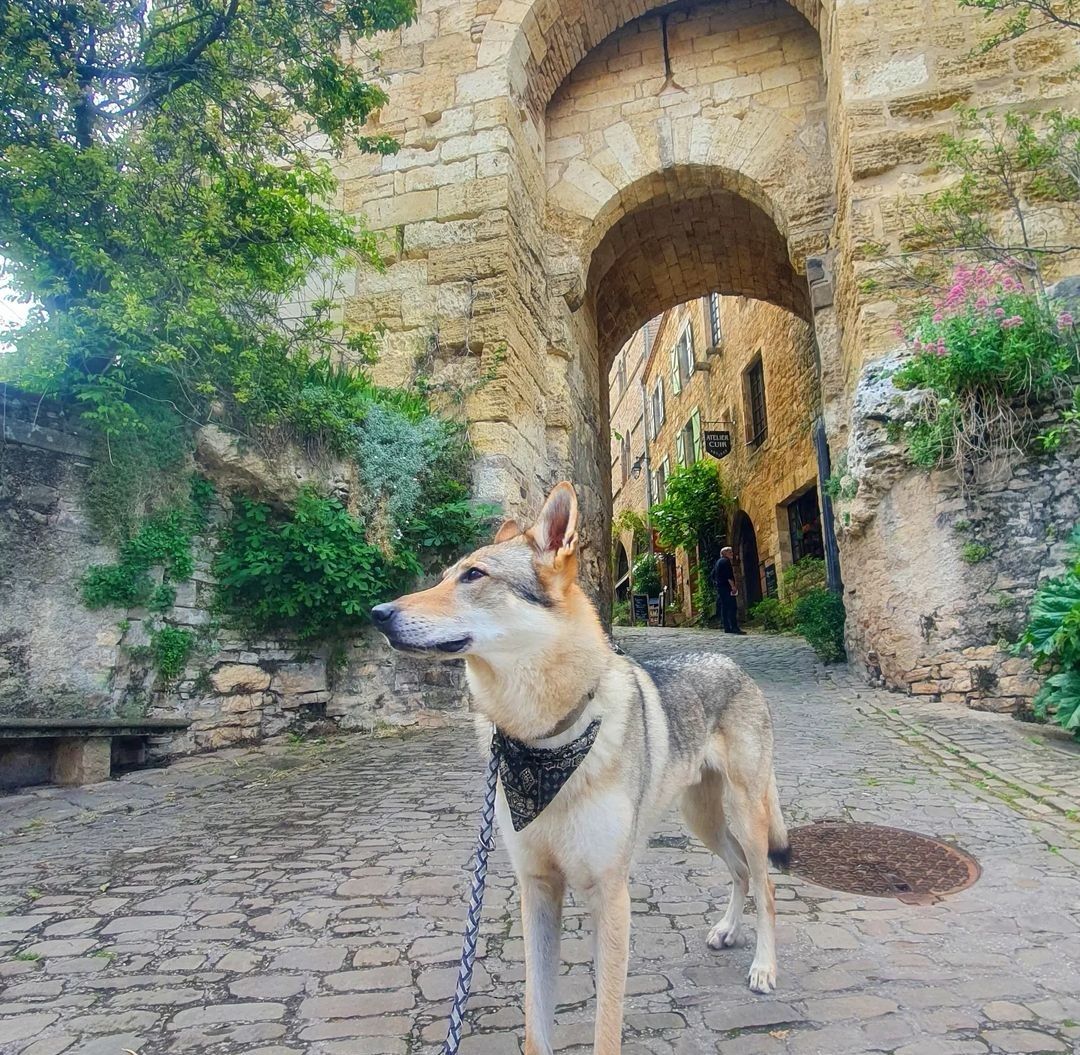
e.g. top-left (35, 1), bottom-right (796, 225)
top-left (712, 556), bottom-right (736, 592)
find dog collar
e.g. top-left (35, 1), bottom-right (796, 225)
top-left (493, 718), bottom-right (602, 832)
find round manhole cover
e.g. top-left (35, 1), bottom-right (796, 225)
top-left (787, 822), bottom-right (980, 904)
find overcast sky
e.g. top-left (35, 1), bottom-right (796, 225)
top-left (0, 271), bottom-right (31, 347)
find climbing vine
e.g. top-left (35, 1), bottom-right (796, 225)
top-left (650, 460), bottom-right (733, 554)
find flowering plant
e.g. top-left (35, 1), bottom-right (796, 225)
top-left (892, 264), bottom-right (1079, 479)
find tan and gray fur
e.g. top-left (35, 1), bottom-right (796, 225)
top-left (372, 482), bottom-right (789, 1055)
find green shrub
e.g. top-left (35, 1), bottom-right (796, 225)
top-left (961, 542), bottom-right (992, 564)
top-left (691, 563), bottom-right (713, 626)
top-left (794, 588), bottom-right (846, 663)
top-left (750, 597), bottom-right (795, 633)
top-left (612, 600), bottom-right (631, 627)
top-left (893, 263), bottom-right (1079, 478)
top-left (781, 556), bottom-right (827, 603)
top-left (152, 627), bottom-right (196, 681)
top-left (81, 563), bottom-right (153, 610)
top-left (632, 552), bottom-right (662, 597)
top-left (1019, 526), bottom-right (1080, 739)
top-left (215, 490), bottom-right (418, 640)
top-left (80, 477), bottom-right (212, 610)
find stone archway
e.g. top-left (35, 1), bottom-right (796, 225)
top-left (334, 0), bottom-right (1078, 703)
top-left (733, 510), bottom-right (763, 608)
top-left (480, 0), bottom-right (828, 116)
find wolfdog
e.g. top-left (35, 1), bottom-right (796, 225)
top-left (372, 481), bottom-right (789, 1054)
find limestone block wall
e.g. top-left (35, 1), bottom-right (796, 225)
top-left (837, 364), bottom-right (1080, 712)
top-left (0, 389), bottom-right (470, 758)
top-left (0, 391), bottom-right (121, 717)
top-left (301, 0), bottom-right (1078, 698)
top-left (609, 326), bottom-right (651, 569)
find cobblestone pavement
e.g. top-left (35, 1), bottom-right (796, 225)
top-left (2, 629), bottom-right (1079, 1055)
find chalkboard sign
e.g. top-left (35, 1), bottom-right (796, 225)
top-left (704, 430), bottom-right (732, 459)
top-left (632, 594), bottom-right (649, 625)
top-left (763, 561), bottom-right (778, 598)
top-left (647, 598), bottom-right (662, 627)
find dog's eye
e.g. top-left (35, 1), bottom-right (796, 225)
top-left (460, 567), bottom-right (487, 583)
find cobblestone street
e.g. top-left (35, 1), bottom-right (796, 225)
top-left (2, 629), bottom-right (1079, 1055)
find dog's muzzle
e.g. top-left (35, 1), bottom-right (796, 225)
top-left (370, 603), bottom-right (472, 655)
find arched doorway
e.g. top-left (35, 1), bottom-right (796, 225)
top-left (733, 511), bottom-right (762, 609)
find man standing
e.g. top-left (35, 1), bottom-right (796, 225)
top-left (712, 546), bottom-right (745, 635)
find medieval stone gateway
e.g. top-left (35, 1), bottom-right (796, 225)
top-left (339, 0), bottom-right (1080, 706)
top-left (1, 0), bottom-right (1078, 764)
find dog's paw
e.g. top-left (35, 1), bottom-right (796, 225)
top-left (706, 920), bottom-right (742, 949)
top-left (747, 961), bottom-right (776, 994)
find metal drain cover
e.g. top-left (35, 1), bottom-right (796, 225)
top-left (787, 822), bottom-right (980, 904)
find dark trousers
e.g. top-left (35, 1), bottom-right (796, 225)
top-left (717, 592), bottom-right (740, 633)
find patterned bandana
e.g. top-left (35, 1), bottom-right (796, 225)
top-left (493, 719), bottom-right (602, 832)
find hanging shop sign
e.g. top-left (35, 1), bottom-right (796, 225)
top-left (704, 430), bottom-right (732, 459)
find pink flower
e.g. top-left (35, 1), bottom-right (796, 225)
top-left (1001, 315), bottom-right (1024, 330)
top-left (936, 338), bottom-right (948, 356)
top-left (974, 296), bottom-right (989, 310)
top-left (932, 311), bottom-right (944, 323)
top-left (913, 338), bottom-right (924, 352)
top-left (1057, 311), bottom-right (1075, 329)
top-left (994, 307), bottom-right (1005, 317)
top-left (892, 322), bottom-right (905, 338)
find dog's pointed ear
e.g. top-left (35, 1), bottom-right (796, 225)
top-left (527, 482), bottom-right (578, 560)
top-left (493, 519), bottom-right (522, 544)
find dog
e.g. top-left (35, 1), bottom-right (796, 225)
top-left (372, 481), bottom-right (789, 1055)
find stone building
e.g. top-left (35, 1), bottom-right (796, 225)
top-left (334, 0), bottom-right (1080, 711)
top-left (610, 294), bottom-right (824, 620)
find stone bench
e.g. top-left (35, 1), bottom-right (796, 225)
top-left (0, 717), bottom-right (191, 790)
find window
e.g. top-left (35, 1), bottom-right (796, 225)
top-left (788, 488), bottom-right (826, 562)
top-left (708, 293), bottom-right (722, 348)
top-left (619, 432), bottom-right (631, 484)
top-left (670, 323), bottom-right (694, 395)
top-left (744, 356), bottom-right (768, 447)
top-left (650, 379), bottom-right (665, 437)
top-left (616, 353), bottom-right (627, 395)
top-left (643, 318), bottom-right (657, 361)
top-left (655, 457), bottom-right (670, 503)
top-left (676, 408), bottom-right (703, 466)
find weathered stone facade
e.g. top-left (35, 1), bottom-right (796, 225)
top-left (334, 0), bottom-right (1079, 699)
top-left (610, 294), bottom-right (821, 619)
top-left (0, 388), bottom-right (467, 766)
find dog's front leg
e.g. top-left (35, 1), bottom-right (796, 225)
top-left (522, 873), bottom-right (564, 1055)
top-left (591, 878), bottom-right (631, 1055)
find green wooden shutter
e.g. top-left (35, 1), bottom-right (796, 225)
top-left (691, 409), bottom-right (702, 460)
top-left (670, 346), bottom-right (681, 395)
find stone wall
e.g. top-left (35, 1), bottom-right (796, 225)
top-left (0, 390), bottom-right (121, 717)
top-left (327, 0), bottom-right (1078, 701)
top-left (836, 364), bottom-right (1080, 712)
top-left (609, 325), bottom-right (651, 577)
top-left (0, 388), bottom-right (470, 760)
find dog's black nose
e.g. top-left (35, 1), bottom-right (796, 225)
top-left (370, 603), bottom-right (396, 627)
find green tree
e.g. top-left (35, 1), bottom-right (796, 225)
top-left (958, 0), bottom-right (1079, 49)
top-left (0, 0), bottom-right (415, 436)
top-left (905, 110), bottom-right (1080, 292)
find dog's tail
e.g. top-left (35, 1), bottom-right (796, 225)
top-left (766, 772), bottom-right (790, 871)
